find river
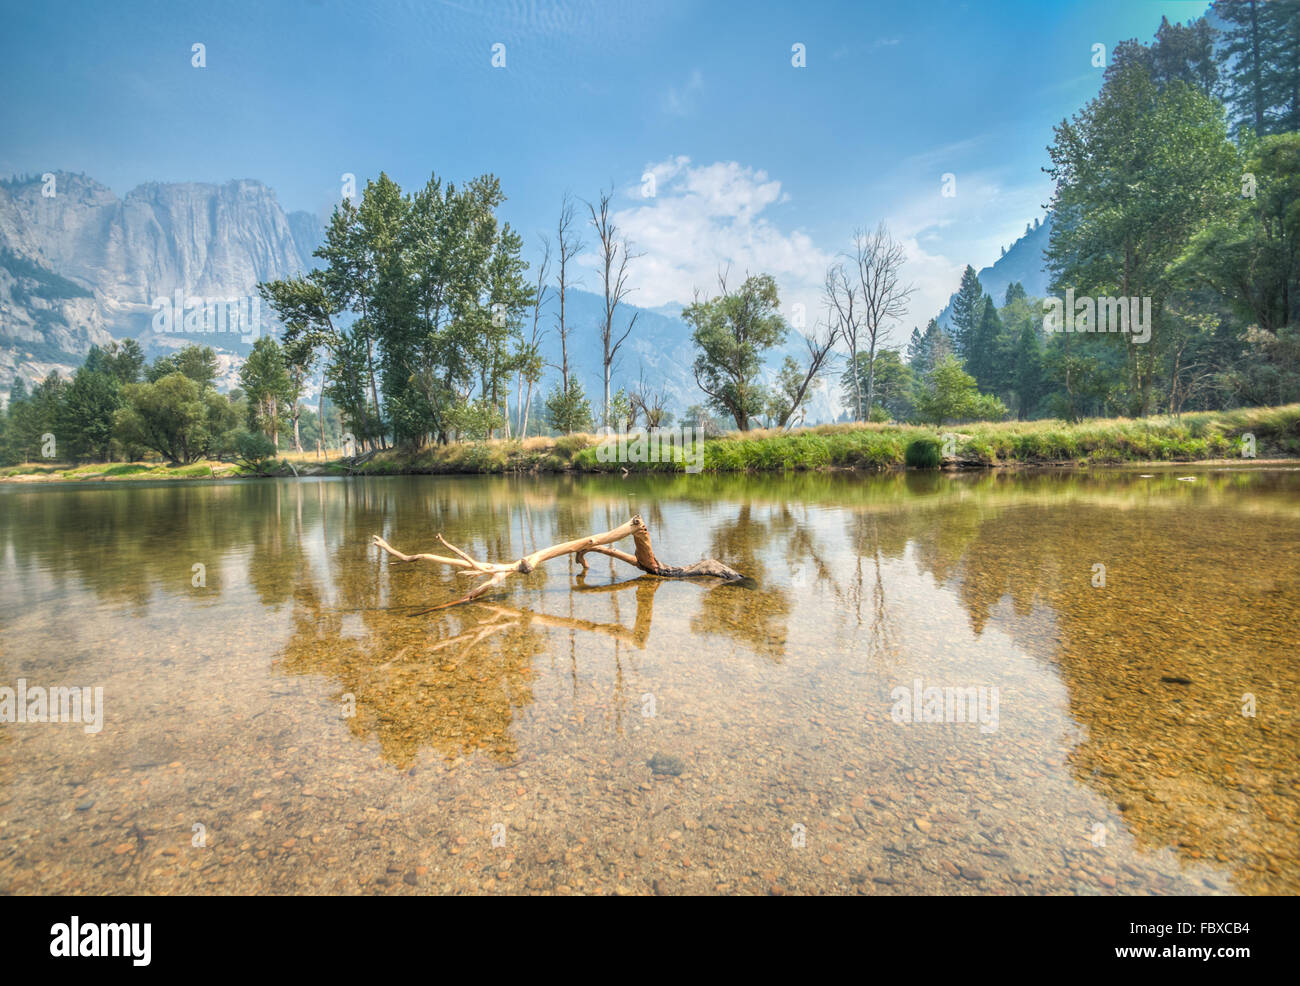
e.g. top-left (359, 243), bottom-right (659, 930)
top-left (1, 467), bottom-right (1296, 894)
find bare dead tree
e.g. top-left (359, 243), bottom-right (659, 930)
top-left (849, 223), bottom-right (914, 417)
top-left (588, 187), bottom-right (642, 427)
top-left (630, 371), bottom-right (671, 428)
top-left (373, 515), bottom-right (742, 609)
top-left (552, 193), bottom-right (584, 393)
top-left (777, 308), bottom-right (841, 429)
top-left (824, 261), bottom-right (861, 419)
top-left (517, 235), bottom-right (551, 439)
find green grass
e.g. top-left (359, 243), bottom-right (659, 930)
top-left (5, 405), bottom-right (1297, 481)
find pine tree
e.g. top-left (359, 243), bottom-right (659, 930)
top-left (905, 326), bottom-right (927, 373)
top-left (1012, 321), bottom-right (1045, 420)
top-left (949, 265), bottom-right (983, 360)
top-left (1213, 0), bottom-right (1271, 135)
top-left (966, 296), bottom-right (1005, 394)
top-left (912, 318), bottom-right (952, 381)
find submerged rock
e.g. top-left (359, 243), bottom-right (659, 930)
top-left (648, 753), bottom-right (684, 776)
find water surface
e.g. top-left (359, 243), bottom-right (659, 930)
top-left (1, 468), bottom-right (1296, 894)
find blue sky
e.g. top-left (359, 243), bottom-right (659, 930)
top-left (0, 0), bottom-right (1210, 342)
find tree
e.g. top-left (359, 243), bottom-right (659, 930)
top-left (1046, 57), bottom-right (1237, 414)
top-left (58, 363), bottom-right (123, 461)
top-left (84, 339), bottom-right (144, 384)
top-left (314, 185), bottom-right (387, 446)
top-left (239, 336), bottom-right (291, 448)
top-left (552, 193), bottom-right (584, 396)
top-left (841, 347), bottom-right (913, 421)
top-left (146, 344), bottom-right (218, 388)
top-left (1011, 320), bottom-right (1046, 419)
top-left (1110, 16), bottom-right (1218, 98)
top-left (948, 265), bottom-right (984, 359)
top-left (1211, 0), bottom-right (1300, 136)
top-left (268, 171), bottom-right (534, 449)
top-left (965, 295), bottom-right (1006, 394)
top-left (607, 388), bottom-right (633, 430)
top-left (516, 236), bottom-right (550, 439)
top-left (685, 273), bottom-right (787, 431)
top-left (588, 187), bottom-right (640, 427)
top-left (260, 271), bottom-right (357, 449)
top-left (907, 318), bottom-right (952, 380)
top-left (824, 261), bottom-right (861, 418)
top-left (114, 373), bottom-right (212, 463)
top-left (768, 307), bottom-right (839, 429)
top-left (1177, 133), bottom-right (1300, 334)
top-left (630, 373), bottom-right (672, 429)
top-left (544, 378), bottom-right (593, 434)
top-left (3, 373), bottom-right (63, 462)
top-left (912, 354), bottom-right (1008, 425)
top-left (1, 378), bottom-right (34, 463)
top-left (841, 223), bottom-right (914, 417)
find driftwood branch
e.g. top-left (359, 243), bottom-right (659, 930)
top-left (373, 514), bottom-right (742, 609)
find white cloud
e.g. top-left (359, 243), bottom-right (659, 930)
top-left (882, 167), bottom-right (1053, 327)
top-left (606, 157), bottom-right (832, 326)
top-left (598, 155), bottom-right (1050, 356)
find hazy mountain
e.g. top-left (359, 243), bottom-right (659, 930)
top-left (937, 215), bottom-right (1053, 328)
top-left (0, 172), bottom-right (319, 390)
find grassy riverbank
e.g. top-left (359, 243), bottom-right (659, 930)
top-left (3, 405), bottom-right (1297, 482)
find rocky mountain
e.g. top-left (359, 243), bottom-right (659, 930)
top-left (0, 172), bottom-right (320, 391)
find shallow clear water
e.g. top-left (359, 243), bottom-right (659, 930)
top-left (0, 467), bottom-right (1296, 895)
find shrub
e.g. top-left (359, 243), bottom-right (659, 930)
top-left (905, 437), bottom-right (942, 468)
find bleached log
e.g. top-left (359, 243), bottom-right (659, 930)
top-left (373, 514), bottom-right (741, 609)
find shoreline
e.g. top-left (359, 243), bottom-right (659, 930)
top-left (3, 457), bottom-right (1296, 486)
top-left (4, 404), bottom-right (1296, 484)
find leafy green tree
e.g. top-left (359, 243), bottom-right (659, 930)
top-left (281, 336), bottom-right (316, 453)
top-left (228, 430), bottom-right (278, 471)
top-left (239, 336), bottom-right (292, 448)
top-left (767, 357), bottom-right (809, 428)
top-left (1177, 133), bottom-right (1300, 334)
top-left (114, 372), bottom-right (212, 463)
top-left (146, 345), bottom-right (219, 388)
top-left (1046, 57), bottom-right (1237, 414)
top-left (685, 273), bottom-right (787, 431)
top-left (258, 276), bottom-right (366, 449)
top-left (1109, 16), bottom-right (1218, 98)
top-left (1011, 321), bottom-right (1047, 419)
top-left (912, 354), bottom-right (1008, 425)
top-left (0, 377), bottom-right (44, 463)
